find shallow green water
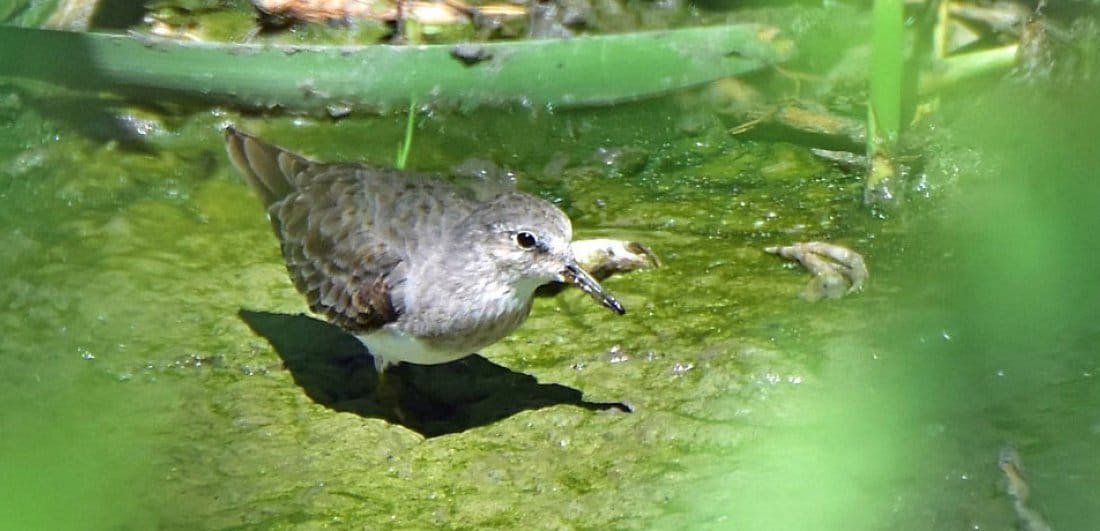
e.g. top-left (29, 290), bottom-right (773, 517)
top-left (1, 78), bottom-right (1098, 530)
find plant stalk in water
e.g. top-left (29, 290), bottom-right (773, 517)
top-left (396, 99), bottom-right (417, 170)
top-left (865, 0), bottom-right (905, 205)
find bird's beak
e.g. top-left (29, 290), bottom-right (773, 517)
top-left (563, 261), bottom-right (626, 315)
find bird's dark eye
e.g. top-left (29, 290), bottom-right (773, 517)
top-left (515, 231), bottom-right (538, 249)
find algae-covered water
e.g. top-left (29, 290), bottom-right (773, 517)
top-left (2, 78), bottom-right (1099, 529)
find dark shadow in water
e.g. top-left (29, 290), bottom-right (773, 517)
top-left (11, 88), bottom-right (158, 153)
top-left (238, 309), bottom-right (630, 437)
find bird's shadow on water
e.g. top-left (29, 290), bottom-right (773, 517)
top-left (238, 309), bottom-right (630, 438)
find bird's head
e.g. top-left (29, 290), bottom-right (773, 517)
top-left (453, 192), bottom-right (625, 315)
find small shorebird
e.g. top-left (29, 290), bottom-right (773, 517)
top-left (224, 127), bottom-right (624, 376)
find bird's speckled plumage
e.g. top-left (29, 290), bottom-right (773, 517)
top-left (225, 127), bottom-right (622, 370)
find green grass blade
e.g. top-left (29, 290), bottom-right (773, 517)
top-left (396, 99), bottom-right (417, 169)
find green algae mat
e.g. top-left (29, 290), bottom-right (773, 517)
top-left (5, 90), bottom-right (1100, 528)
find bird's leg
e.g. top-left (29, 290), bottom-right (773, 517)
top-left (372, 357), bottom-right (409, 423)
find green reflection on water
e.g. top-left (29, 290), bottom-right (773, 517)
top-left (0, 378), bottom-right (164, 530)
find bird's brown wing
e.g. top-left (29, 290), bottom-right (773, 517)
top-left (225, 127), bottom-right (401, 333)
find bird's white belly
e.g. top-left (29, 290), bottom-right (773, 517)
top-left (357, 329), bottom-right (469, 370)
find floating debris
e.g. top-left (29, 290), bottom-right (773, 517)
top-left (571, 239), bottom-right (660, 281)
top-left (450, 44), bottom-right (493, 66)
top-left (999, 445), bottom-right (1053, 531)
top-left (765, 241), bottom-right (867, 301)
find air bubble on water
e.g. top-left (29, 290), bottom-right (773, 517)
top-left (672, 362), bottom-right (694, 375)
top-left (607, 344), bottom-right (629, 363)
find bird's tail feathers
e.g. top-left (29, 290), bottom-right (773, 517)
top-left (224, 126), bottom-right (311, 207)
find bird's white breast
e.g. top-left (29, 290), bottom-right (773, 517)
top-left (357, 328), bottom-right (468, 370)
top-left (358, 278), bottom-right (543, 370)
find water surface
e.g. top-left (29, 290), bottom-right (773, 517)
top-left (1, 78), bottom-right (1097, 529)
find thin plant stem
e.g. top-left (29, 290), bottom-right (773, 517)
top-left (396, 99), bottom-right (417, 170)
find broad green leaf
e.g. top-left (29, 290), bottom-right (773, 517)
top-left (0, 24), bottom-right (793, 113)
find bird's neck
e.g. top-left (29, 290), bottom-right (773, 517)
top-left (398, 254), bottom-right (539, 352)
